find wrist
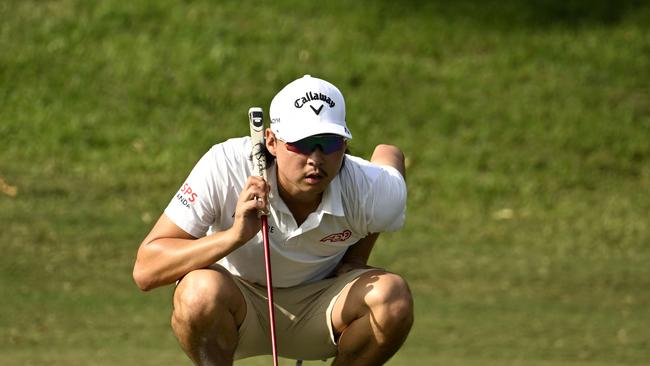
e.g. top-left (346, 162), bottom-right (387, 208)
top-left (224, 226), bottom-right (247, 248)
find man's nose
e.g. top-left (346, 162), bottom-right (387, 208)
top-left (307, 145), bottom-right (325, 164)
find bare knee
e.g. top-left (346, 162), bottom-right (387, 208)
top-left (172, 269), bottom-right (244, 326)
top-left (365, 273), bottom-right (414, 338)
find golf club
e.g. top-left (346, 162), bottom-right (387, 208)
top-left (248, 107), bottom-right (279, 366)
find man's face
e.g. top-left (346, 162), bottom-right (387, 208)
top-left (266, 130), bottom-right (347, 200)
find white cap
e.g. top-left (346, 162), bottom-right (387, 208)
top-left (270, 75), bottom-right (352, 143)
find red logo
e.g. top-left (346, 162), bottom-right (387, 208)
top-left (179, 182), bottom-right (198, 203)
top-left (320, 230), bottom-right (352, 243)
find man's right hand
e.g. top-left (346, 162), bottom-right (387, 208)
top-left (229, 175), bottom-right (270, 246)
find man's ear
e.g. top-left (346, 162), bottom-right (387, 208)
top-left (265, 129), bottom-right (277, 156)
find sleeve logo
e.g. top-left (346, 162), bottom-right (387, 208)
top-left (320, 229), bottom-right (352, 243)
top-left (176, 182), bottom-right (198, 208)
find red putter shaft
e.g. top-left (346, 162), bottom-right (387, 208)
top-left (261, 215), bottom-right (278, 366)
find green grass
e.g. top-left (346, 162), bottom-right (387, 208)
top-left (1, 0), bottom-right (649, 365)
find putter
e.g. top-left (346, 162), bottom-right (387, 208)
top-left (248, 107), bottom-right (279, 366)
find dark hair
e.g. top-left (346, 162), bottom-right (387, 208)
top-left (261, 145), bottom-right (276, 169)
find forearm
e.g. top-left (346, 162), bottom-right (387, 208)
top-left (336, 233), bottom-right (379, 275)
top-left (134, 177), bottom-right (268, 291)
top-left (133, 228), bottom-right (241, 291)
top-left (342, 232), bottom-right (379, 265)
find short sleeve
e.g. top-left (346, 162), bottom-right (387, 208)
top-left (366, 165), bottom-right (407, 232)
top-left (341, 156), bottom-right (407, 234)
top-left (164, 148), bottom-right (222, 238)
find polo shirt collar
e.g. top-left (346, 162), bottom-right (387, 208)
top-left (321, 173), bottom-right (344, 216)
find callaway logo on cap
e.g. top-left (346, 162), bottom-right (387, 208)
top-left (270, 75), bottom-right (352, 143)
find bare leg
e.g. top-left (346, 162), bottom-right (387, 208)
top-left (331, 271), bottom-right (414, 366)
top-left (171, 267), bottom-right (246, 366)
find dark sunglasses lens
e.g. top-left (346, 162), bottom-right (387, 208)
top-left (319, 136), bottom-right (345, 153)
top-left (285, 143), bottom-right (305, 154)
top-left (287, 136), bottom-right (344, 154)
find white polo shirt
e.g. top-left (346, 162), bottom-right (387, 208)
top-left (165, 137), bottom-right (407, 287)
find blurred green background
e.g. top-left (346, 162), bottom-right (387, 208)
top-left (1, 0), bottom-right (649, 365)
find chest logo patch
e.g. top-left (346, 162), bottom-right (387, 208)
top-left (320, 230), bottom-right (352, 243)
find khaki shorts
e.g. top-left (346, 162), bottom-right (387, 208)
top-left (231, 268), bottom-right (375, 361)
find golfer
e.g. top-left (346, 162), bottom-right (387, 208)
top-left (133, 75), bottom-right (413, 365)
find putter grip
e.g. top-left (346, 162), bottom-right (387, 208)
top-left (248, 107), bottom-right (267, 180)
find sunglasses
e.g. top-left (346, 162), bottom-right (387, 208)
top-left (283, 135), bottom-right (346, 155)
